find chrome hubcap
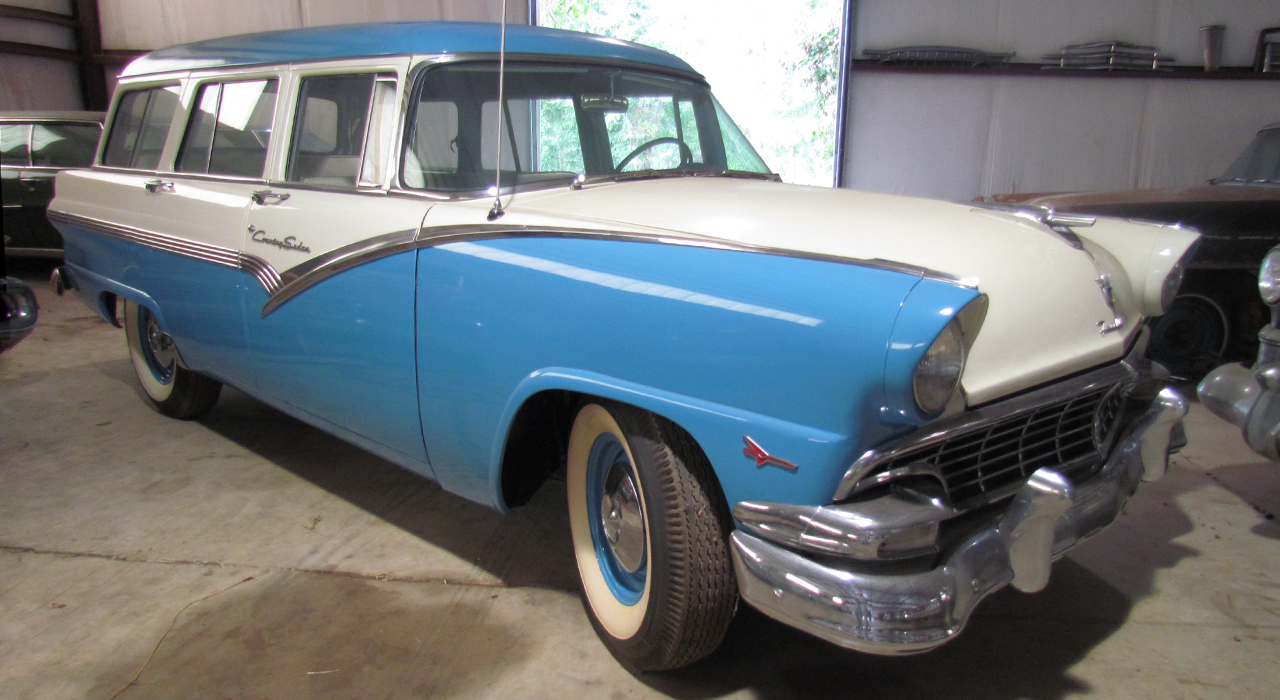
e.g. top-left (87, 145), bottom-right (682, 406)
top-left (600, 461), bottom-right (645, 573)
top-left (145, 315), bottom-right (178, 369)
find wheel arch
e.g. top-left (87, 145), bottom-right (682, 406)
top-left (488, 367), bottom-right (852, 514)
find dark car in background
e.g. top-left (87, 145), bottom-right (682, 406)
top-left (2, 111), bottom-right (104, 258)
top-left (985, 122), bottom-right (1280, 377)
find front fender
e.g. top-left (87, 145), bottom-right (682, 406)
top-left (491, 367), bottom-right (851, 513)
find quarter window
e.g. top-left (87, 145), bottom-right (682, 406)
top-left (176, 79), bottom-right (278, 178)
top-left (102, 86), bottom-right (180, 170)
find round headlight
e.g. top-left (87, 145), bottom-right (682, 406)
top-left (913, 318), bottom-right (966, 415)
top-left (1259, 246), bottom-right (1280, 306)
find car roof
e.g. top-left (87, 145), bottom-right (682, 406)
top-left (0, 111), bottom-right (104, 123)
top-left (121, 22), bottom-right (699, 78)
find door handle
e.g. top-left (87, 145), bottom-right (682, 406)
top-left (251, 189), bottom-right (290, 205)
top-left (143, 179), bottom-right (174, 193)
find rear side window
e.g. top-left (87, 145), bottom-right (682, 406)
top-left (1, 124), bottom-right (30, 166)
top-left (286, 74), bottom-right (376, 187)
top-left (177, 79), bottom-right (279, 178)
top-left (103, 86), bottom-right (180, 169)
top-left (31, 123), bottom-right (102, 167)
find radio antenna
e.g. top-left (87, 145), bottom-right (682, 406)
top-left (487, 0), bottom-right (509, 221)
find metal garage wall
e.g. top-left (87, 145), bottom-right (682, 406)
top-left (0, 0), bottom-right (82, 110)
top-left (844, 0), bottom-right (1280, 200)
top-left (98, 0), bottom-right (526, 50)
top-left (96, 0), bottom-right (527, 95)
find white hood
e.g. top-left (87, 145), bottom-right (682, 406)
top-left (432, 178), bottom-right (1197, 404)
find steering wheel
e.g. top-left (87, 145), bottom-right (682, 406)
top-left (614, 137), bottom-right (693, 173)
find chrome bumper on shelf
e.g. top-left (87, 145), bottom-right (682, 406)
top-left (730, 388), bottom-right (1188, 655)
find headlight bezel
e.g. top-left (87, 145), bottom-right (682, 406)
top-left (912, 317), bottom-right (966, 415)
top-left (910, 295), bottom-right (988, 417)
top-left (1259, 246), bottom-right (1280, 306)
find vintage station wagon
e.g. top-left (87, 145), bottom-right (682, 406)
top-left (50, 22), bottom-right (1197, 671)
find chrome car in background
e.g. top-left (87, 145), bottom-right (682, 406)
top-left (1199, 245), bottom-right (1280, 461)
top-left (48, 22), bottom-right (1196, 671)
top-left (1, 111), bottom-right (104, 258)
top-left (985, 123), bottom-right (1280, 378)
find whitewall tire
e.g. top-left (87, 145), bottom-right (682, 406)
top-left (123, 299), bottom-right (221, 419)
top-left (567, 401), bottom-right (737, 671)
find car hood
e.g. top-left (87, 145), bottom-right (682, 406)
top-left (437, 177), bottom-right (1193, 404)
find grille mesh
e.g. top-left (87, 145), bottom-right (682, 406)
top-left (869, 385), bottom-right (1125, 507)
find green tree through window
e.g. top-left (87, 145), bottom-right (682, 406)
top-left (540, 0), bottom-right (841, 186)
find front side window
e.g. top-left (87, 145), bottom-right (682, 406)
top-left (31, 123), bottom-right (102, 167)
top-left (287, 74), bottom-right (376, 187)
top-left (102, 85), bottom-right (180, 169)
top-left (1, 124), bottom-right (30, 166)
top-left (402, 62), bottom-right (771, 193)
top-left (177, 79), bottom-right (278, 178)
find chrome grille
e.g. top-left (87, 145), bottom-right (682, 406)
top-left (869, 384), bottom-right (1125, 507)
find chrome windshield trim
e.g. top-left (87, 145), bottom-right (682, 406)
top-left (833, 354), bottom-right (1142, 502)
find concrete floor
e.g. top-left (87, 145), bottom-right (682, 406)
top-left (2, 260), bottom-right (1279, 700)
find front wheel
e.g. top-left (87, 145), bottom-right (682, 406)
top-left (123, 299), bottom-right (221, 419)
top-left (567, 401), bottom-right (737, 671)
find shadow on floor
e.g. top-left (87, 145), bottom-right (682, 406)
top-left (94, 570), bottom-right (531, 700)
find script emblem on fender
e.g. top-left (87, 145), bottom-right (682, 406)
top-left (248, 225), bottom-right (311, 254)
top-left (743, 436), bottom-right (798, 471)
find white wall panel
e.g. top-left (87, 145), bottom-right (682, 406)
top-left (846, 74), bottom-right (995, 201)
top-left (0, 55), bottom-right (82, 110)
top-left (846, 0), bottom-right (1280, 199)
top-left (983, 77), bottom-right (1150, 196)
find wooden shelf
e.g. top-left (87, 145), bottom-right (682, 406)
top-left (849, 60), bottom-right (1280, 80)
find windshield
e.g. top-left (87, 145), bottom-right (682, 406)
top-left (1218, 128), bottom-right (1280, 184)
top-left (401, 62), bottom-right (771, 193)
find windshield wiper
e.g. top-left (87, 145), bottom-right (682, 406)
top-left (571, 168), bottom-right (781, 189)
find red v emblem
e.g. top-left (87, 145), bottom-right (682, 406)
top-left (743, 436), bottom-right (798, 471)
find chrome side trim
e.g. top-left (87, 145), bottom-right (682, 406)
top-left (47, 210), bottom-right (281, 295)
top-left (48, 211), bottom-right (975, 316)
top-left (263, 228), bottom-right (419, 316)
top-left (412, 223), bottom-right (975, 289)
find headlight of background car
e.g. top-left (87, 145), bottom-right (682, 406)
top-left (1259, 245), bottom-right (1280, 306)
top-left (913, 318), bottom-right (966, 415)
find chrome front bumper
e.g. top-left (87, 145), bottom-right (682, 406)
top-left (730, 388), bottom-right (1188, 655)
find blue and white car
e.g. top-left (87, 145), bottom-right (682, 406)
top-left (49, 22), bottom-right (1197, 671)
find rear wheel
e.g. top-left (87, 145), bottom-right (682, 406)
top-left (567, 401), bottom-right (736, 671)
top-left (124, 299), bottom-right (221, 419)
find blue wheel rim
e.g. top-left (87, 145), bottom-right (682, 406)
top-left (586, 432), bottom-right (647, 606)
